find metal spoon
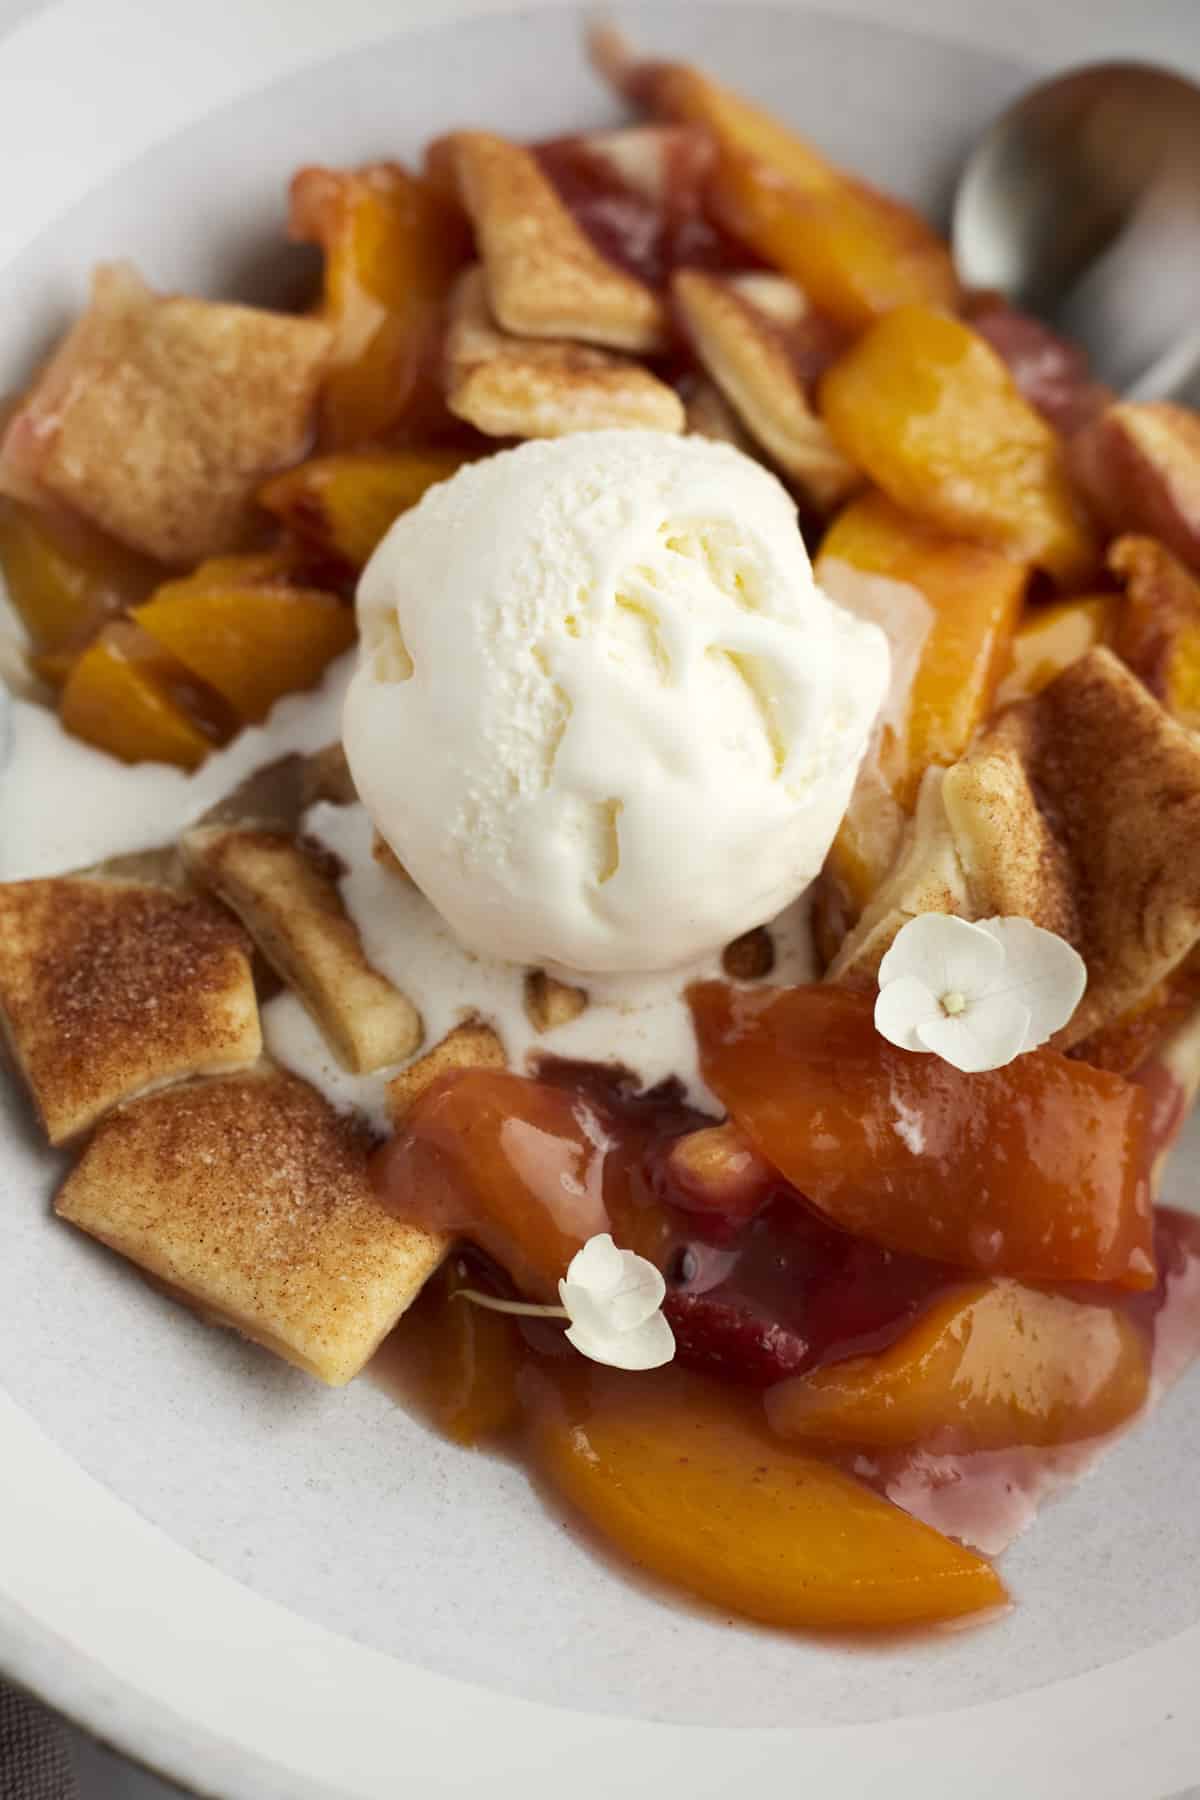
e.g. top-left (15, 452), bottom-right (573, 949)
top-left (953, 63), bottom-right (1200, 404)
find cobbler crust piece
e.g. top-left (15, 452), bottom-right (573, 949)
top-left (444, 267), bottom-right (685, 440)
top-left (672, 269), bottom-right (859, 511)
top-left (443, 131), bottom-right (670, 354)
top-left (831, 648), bottom-right (1200, 1049)
top-left (183, 823), bottom-right (423, 1075)
top-left (0, 877), bottom-right (261, 1144)
top-left (55, 1070), bottom-right (447, 1386)
top-left (524, 970), bottom-right (589, 1033)
top-left (0, 263), bottom-right (332, 564)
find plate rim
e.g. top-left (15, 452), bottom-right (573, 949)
top-left (2, 1), bottom-right (1200, 1794)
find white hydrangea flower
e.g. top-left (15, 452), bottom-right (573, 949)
top-left (875, 913), bottom-right (1086, 1073)
top-left (558, 1234), bottom-right (675, 1370)
top-left (456, 1233), bottom-right (675, 1371)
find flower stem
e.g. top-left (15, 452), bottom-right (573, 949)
top-left (453, 1288), bottom-right (570, 1321)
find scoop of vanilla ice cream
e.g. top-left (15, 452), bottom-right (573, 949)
top-left (343, 431), bottom-right (887, 975)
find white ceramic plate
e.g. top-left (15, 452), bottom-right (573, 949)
top-left (2, 3), bottom-right (1200, 1796)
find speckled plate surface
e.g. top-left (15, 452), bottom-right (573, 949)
top-left (2, 3), bottom-right (1200, 1795)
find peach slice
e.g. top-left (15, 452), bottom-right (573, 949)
top-left (815, 490), bottom-right (1025, 920)
top-left (820, 306), bottom-right (1097, 585)
top-left (671, 270), bottom-right (857, 511)
top-left (1110, 535), bottom-right (1200, 729)
top-left (818, 491), bottom-right (1026, 809)
top-left (992, 594), bottom-right (1116, 709)
top-left (0, 498), bottom-right (158, 662)
top-left (132, 573), bottom-right (354, 723)
top-left (59, 622), bottom-right (217, 769)
top-left (400, 1258), bottom-right (523, 1446)
top-left (1069, 401), bottom-right (1200, 573)
top-left (597, 41), bottom-right (959, 331)
top-left (529, 1366), bottom-right (1006, 1629)
top-left (290, 162), bottom-right (471, 448)
top-left (376, 1070), bottom-right (610, 1301)
top-left (766, 1280), bottom-right (1149, 1450)
top-left (259, 449), bottom-right (469, 570)
top-left (690, 982), bottom-right (1154, 1289)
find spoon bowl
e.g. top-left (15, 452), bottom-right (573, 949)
top-left (954, 63), bottom-right (1200, 401)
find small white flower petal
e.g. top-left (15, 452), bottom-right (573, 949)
top-left (974, 916), bottom-right (1087, 1050)
top-left (557, 1283), bottom-right (615, 1341)
top-left (874, 974), bottom-right (944, 1053)
top-left (916, 989), bottom-right (1031, 1072)
top-left (878, 912), bottom-right (1005, 1003)
top-left (565, 1309), bottom-right (676, 1371)
top-left (563, 1232), bottom-right (626, 1296)
top-left (560, 1240), bottom-right (666, 1332)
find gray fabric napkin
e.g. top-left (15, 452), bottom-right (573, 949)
top-left (0, 1681), bottom-right (77, 1800)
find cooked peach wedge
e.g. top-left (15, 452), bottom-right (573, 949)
top-left (593, 31), bottom-right (959, 331)
top-left (259, 448), bottom-right (470, 570)
top-left (290, 162), bottom-right (471, 448)
top-left (1069, 401), bottom-right (1200, 572)
top-left (766, 1280), bottom-right (1149, 1451)
top-left (131, 554), bottom-right (355, 724)
top-left (815, 490), bottom-right (1025, 912)
top-left (1110, 535), bottom-right (1200, 729)
top-left (690, 983), bottom-right (1154, 1289)
top-left (58, 623), bottom-right (222, 769)
top-left (820, 306), bottom-right (1098, 586)
top-left (992, 593), bottom-right (1116, 709)
top-left (378, 1066), bottom-right (686, 1298)
top-left (819, 491), bottom-right (1026, 809)
top-left (377, 1069), bottom-right (610, 1300)
top-left (0, 498), bottom-right (159, 675)
top-left (529, 1366), bottom-right (1006, 1629)
top-left (397, 1256), bottom-right (523, 1447)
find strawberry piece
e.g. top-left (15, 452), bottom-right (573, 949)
top-left (665, 1290), bottom-right (810, 1386)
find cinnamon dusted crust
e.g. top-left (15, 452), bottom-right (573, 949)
top-left (832, 649), bottom-right (1200, 1047)
top-left (182, 823), bottom-right (423, 1074)
top-left (56, 1070), bottom-right (446, 1385)
top-left (0, 876), bottom-right (260, 1144)
top-left (444, 266), bottom-right (684, 440)
top-left (672, 269), bottom-right (858, 512)
top-left (1002, 649), bottom-right (1200, 1043)
top-left (444, 130), bottom-right (669, 353)
top-left (0, 262), bottom-right (331, 563)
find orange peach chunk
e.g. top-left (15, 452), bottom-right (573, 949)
top-left (399, 1258), bottom-right (522, 1447)
top-left (607, 50), bottom-right (959, 330)
top-left (530, 1368), bottom-right (1006, 1629)
top-left (59, 623), bottom-right (215, 769)
top-left (0, 499), bottom-right (158, 663)
top-left (690, 983), bottom-right (1154, 1289)
top-left (1110, 535), bottom-right (1200, 729)
top-left (376, 1070), bottom-right (609, 1301)
top-left (290, 163), bottom-right (471, 448)
top-left (818, 490), bottom-right (1026, 809)
top-left (132, 573), bottom-right (354, 723)
top-left (259, 448), bottom-right (469, 569)
top-left (820, 306), bottom-right (1097, 585)
top-left (816, 490), bottom-right (1025, 919)
top-left (766, 1280), bottom-right (1149, 1450)
top-left (993, 594), bottom-right (1116, 708)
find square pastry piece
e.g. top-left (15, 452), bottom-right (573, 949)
top-left (0, 262), bottom-right (331, 563)
top-left (56, 1071), bottom-right (447, 1385)
top-left (0, 877), bottom-right (261, 1144)
top-left (182, 824), bottom-right (422, 1073)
